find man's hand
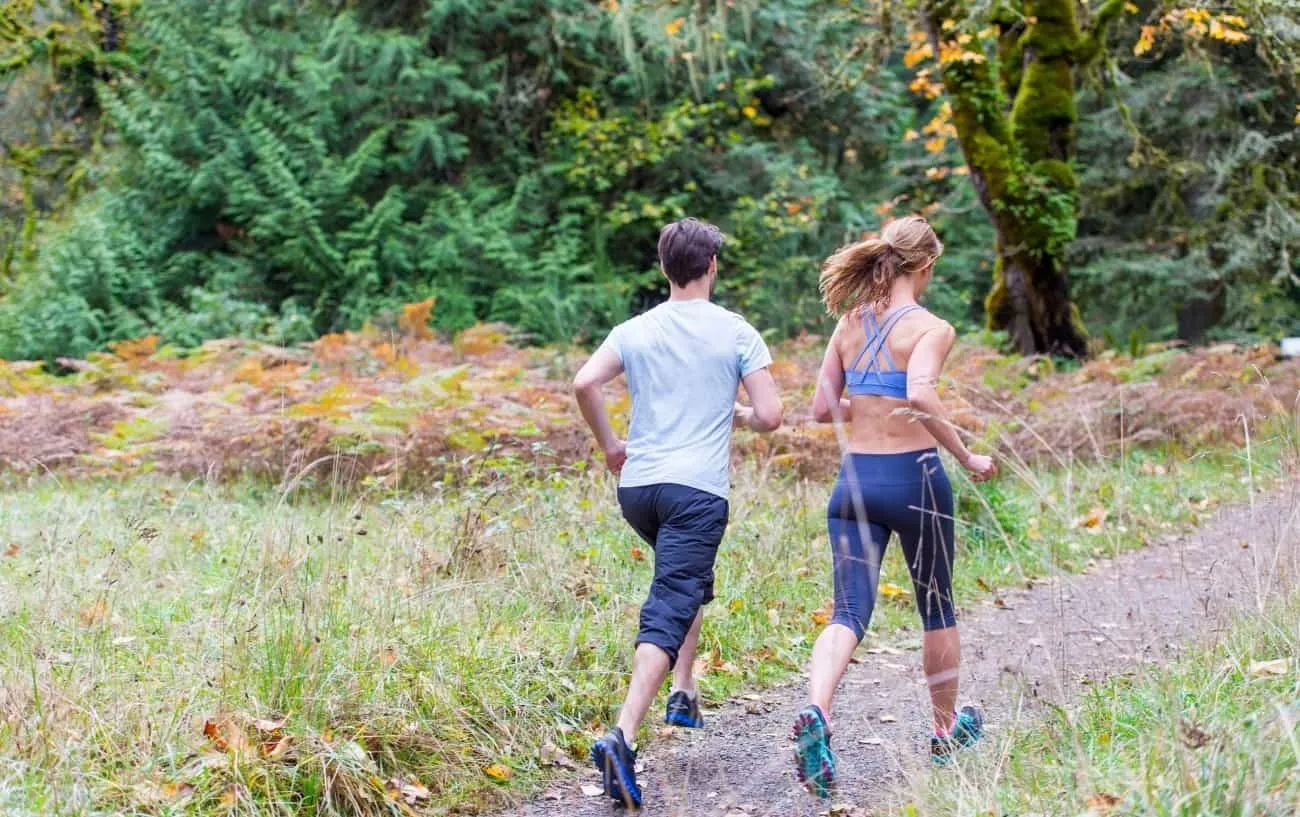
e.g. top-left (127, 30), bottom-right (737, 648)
top-left (604, 440), bottom-right (627, 476)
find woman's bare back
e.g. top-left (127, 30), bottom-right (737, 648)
top-left (834, 304), bottom-right (950, 454)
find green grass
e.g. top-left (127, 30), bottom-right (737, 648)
top-left (0, 429), bottom-right (1292, 815)
top-left (906, 593), bottom-right (1300, 816)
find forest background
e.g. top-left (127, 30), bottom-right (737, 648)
top-left (2, 0), bottom-right (1298, 363)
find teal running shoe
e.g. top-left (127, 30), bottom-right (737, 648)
top-left (792, 705), bottom-right (837, 797)
top-left (931, 705), bottom-right (985, 765)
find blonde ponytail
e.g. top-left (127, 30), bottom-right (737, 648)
top-left (818, 215), bottom-right (943, 317)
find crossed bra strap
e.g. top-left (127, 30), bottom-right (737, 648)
top-left (847, 304), bottom-right (925, 375)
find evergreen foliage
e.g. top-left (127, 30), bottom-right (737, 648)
top-left (0, 0), bottom-right (1296, 360)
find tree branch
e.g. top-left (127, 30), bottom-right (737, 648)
top-left (921, 0), bottom-right (1014, 216)
top-left (1074, 0), bottom-right (1127, 65)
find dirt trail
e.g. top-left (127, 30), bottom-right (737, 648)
top-left (505, 491), bottom-right (1299, 817)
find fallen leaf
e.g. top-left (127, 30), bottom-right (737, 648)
top-left (179, 751), bottom-right (229, 777)
top-left (203, 717), bottom-right (253, 755)
top-left (1248, 658), bottom-right (1288, 676)
top-left (542, 788), bottom-right (564, 800)
top-left (387, 777), bottom-right (431, 805)
top-left (878, 714), bottom-right (897, 723)
top-left (261, 735), bottom-right (295, 760)
top-left (111, 636), bottom-right (137, 646)
top-left (1074, 506), bottom-right (1108, 531)
top-left (539, 741), bottom-right (578, 769)
top-left (729, 598), bottom-right (744, 612)
top-left (581, 783), bottom-right (605, 797)
top-left (1179, 720), bottom-right (1211, 749)
top-left (135, 780), bottom-right (196, 805)
top-left (974, 576), bottom-right (992, 592)
top-left (857, 737), bottom-right (884, 746)
top-left (864, 646), bottom-right (902, 655)
top-left (4, 543), bottom-right (17, 557)
top-left (484, 763), bottom-right (512, 781)
top-left (811, 610), bottom-right (830, 626)
top-left (251, 716), bottom-right (287, 733)
top-left (880, 582), bottom-right (911, 600)
top-left (767, 608), bottom-right (780, 626)
top-left (79, 599), bottom-right (109, 627)
top-left (217, 784), bottom-right (243, 808)
top-left (630, 546), bottom-right (645, 561)
top-left (1085, 792), bottom-right (1120, 813)
top-left (380, 646), bottom-right (399, 667)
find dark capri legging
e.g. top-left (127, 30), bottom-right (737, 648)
top-left (827, 448), bottom-right (957, 640)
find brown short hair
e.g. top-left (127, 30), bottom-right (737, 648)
top-left (657, 218), bottom-right (723, 287)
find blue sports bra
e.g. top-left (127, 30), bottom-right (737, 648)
top-left (844, 304), bottom-right (926, 399)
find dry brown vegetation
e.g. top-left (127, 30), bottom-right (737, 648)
top-left (2, 316), bottom-right (1297, 487)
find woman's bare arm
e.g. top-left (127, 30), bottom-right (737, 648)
top-left (812, 322), bottom-right (851, 424)
top-left (904, 322), bottom-right (975, 465)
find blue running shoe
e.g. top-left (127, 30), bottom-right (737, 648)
top-left (664, 690), bottom-right (704, 728)
top-left (590, 727), bottom-right (642, 808)
top-left (931, 705), bottom-right (985, 765)
top-left (792, 705), bottom-right (837, 798)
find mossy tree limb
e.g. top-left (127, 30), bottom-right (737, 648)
top-left (921, 0), bottom-right (1128, 357)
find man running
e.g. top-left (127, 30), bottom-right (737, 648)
top-left (572, 217), bottom-right (784, 808)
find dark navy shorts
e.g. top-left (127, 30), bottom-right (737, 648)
top-left (618, 483), bottom-right (729, 667)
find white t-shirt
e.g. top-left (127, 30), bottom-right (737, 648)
top-left (599, 300), bottom-right (772, 499)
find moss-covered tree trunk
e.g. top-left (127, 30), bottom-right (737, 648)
top-left (922, 0), bottom-right (1126, 357)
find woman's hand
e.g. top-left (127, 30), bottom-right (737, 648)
top-left (961, 453), bottom-right (997, 482)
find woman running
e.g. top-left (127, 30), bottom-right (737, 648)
top-left (793, 215), bottom-right (997, 796)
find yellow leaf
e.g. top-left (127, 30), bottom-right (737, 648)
top-left (484, 763), bottom-right (512, 781)
top-left (1123, 1), bottom-right (1138, 12)
top-left (742, 105), bottom-right (758, 119)
top-left (880, 582), bottom-right (911, 601)
top-left (1073, 506), bottom-right (1108, 531)
top-left (924, 137), bottom-right (946, 153)
top-left (630, 546), bottom-right (646, 561)
top-left (903, 43), bottom-right (933, 68)
top-left (728, 598), bottom-right (744, 612)
top-left (1135, 25), bottom-right (1155, 56)
top-left (665, 17), bottom-right (684, 37)
top-left (903, 128), bottom-right (920, 142)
